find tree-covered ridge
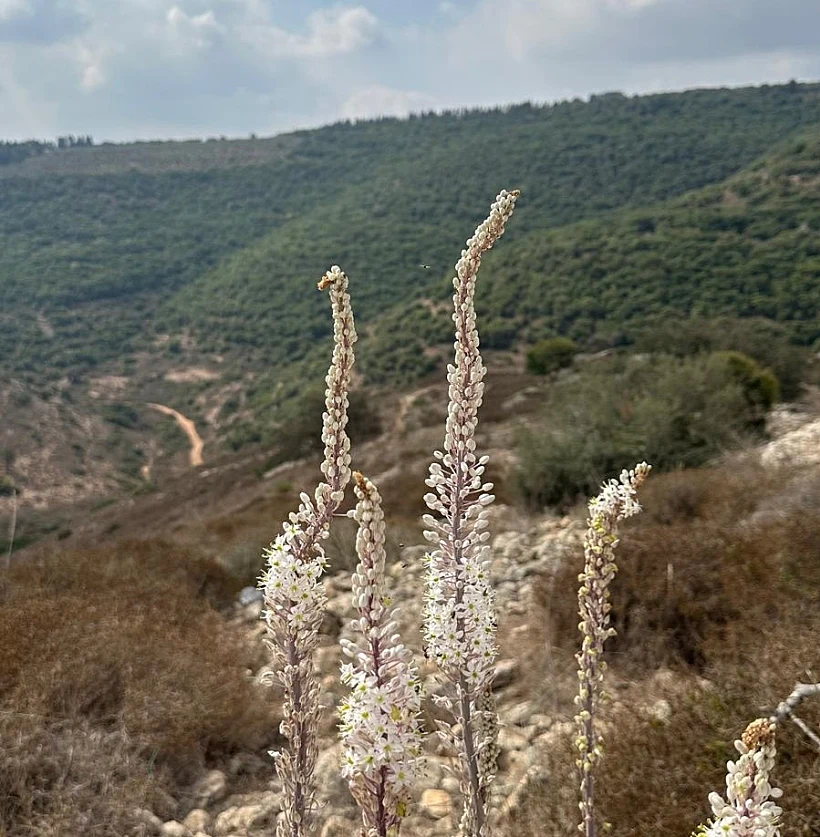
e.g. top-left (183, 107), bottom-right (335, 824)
top-left (474, 129), bottom-right (820, 342)
top-left (1, 82), bottom-right (819, 421)
top-left (354, 129), bottom-right (820, 389)
top-left (161, 85), bottom-right (820, 371)
top-left (0, 136), bottom-right (94, 167)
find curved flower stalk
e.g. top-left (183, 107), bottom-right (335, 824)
top-left (259, 266), bottom-right (356, 837)
top-left (575, 463), bottom-right (650, 837)
top-left (339, 472), bottom-right (425, 837)
top-left (422, 188), bottom-right (519, 837)
top-left (694, 719), bottom-right (782, 837)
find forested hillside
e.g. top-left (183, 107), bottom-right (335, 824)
top-left (1, 81), bottom-right (820, 493)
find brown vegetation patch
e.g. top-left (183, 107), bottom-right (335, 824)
top-left (509, 459), bottom-right (820, 835)
top-left (0, 540), bottom-right (274, 835)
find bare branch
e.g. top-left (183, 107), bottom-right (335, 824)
top-left (770, 682), bottom-right (820, 752)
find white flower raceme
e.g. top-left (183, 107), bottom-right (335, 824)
top-left (339, 472), bottom-right (425, 837)
top-left (697, 719), bottom-right (782, 837)
top-left (259, 265), bottom-right (356, 837)
top-left (422, 188), bottom-right (519, 837)
top-left (575, 463), bottom-right (650, 837)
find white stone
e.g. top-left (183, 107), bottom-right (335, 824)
top-left (161, 822), bottom-right (193, 837)
top-left (492, 659), bottom-right (519, 690)
top-left (191, 770), bottom-right (228, 807)
top-left (133, 809), bottom-right (163, 836)
top-left (213, 805), bottom-right (263, 836)
top-left (182, 810), bottom-right (211, 833)
top-left (419, 789), bottom-right (452, 819)
top-left (498, 725), bottom-right (529, 752)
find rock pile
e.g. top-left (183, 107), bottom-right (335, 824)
top-left (137, 507), bottom-right (586, 837)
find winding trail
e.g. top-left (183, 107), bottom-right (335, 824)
top-left (147, 403), bottom-right (204, 467)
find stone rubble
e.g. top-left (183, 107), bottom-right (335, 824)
top-left (148, 506), bottom-right (586, 837)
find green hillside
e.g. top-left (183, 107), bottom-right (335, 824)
top-left (1, 81), bottom-right (820, 471)
top-left (2, 83), bottom-right (819, 381)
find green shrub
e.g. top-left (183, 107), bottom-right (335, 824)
top-left (713, 350), bottom-right (780, 412)
top-left (515, 354), bottom-right (761, 508)
top-left (633, 316), bottom-right (805, 399)
top-left (525, 337), bottom-right (577, 375)
top-left (101, 403), bottom-right (143, 430)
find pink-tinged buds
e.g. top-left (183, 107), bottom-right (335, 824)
top-left (575, 463), bottom-right (650, 837)
top-left (259, 266), bottom-right (357, 837)
top-left (423, 189), bottom-right (519, 837)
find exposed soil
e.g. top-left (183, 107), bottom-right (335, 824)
top-left (147, 403), bottom-right (205, 467)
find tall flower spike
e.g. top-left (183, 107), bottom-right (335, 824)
top-left (694, 719), bottom-right (783, 837)
top-left (422, 188), bottom-right (519, 837)
top-left (575, 463), bottom-right (650, 837)
top-left (339, 472), bottom-right (425, 837)
top-left (259, 265), bottom-right (357, 837)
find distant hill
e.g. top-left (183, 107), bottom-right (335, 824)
top-left (1, 81), bottom-right (820, 498)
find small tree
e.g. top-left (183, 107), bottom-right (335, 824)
top-left (525, 337), bottom-right (577, 375)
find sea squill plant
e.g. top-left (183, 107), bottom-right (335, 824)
top-left (694, 718), bottom-right (783, 837)
top-left (422, 188), bottom-right (519, 837)
top-left (259, 266), bottom-right (356, 837)
top-left (575, 463), bottom-right (650, 837)
top-left (338, 471), bottom-right (425, 837)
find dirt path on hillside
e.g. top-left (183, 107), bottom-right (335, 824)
top-left (147, 403), bottom-right (204, 467)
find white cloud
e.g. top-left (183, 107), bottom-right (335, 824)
top-left (252, 6), bottom-right (380, 59)
top-left (339, 84), bottom-right (436, 120)
top-left (74, 43), bottom-right (106, 90)
top-left (0, 0), bottom-right (30, 21)
top-left (0, 0), bottom-right (818, 142)
top-left (455, 0), bottom-right (820, 63)
top-left (166, 6), bottom-right (225, 50)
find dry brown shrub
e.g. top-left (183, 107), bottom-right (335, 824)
top-left (539, 461), bottom-right (820, 672)
top-left (504, 622), bottom-right (820, 837)
top-left (0, 539), bottom-right (274, 835)
top-left (509, 459), bottom-right (820, 835)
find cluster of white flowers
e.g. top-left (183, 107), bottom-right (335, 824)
top-left (259, 265), bottom-right (356, 837)
top-left (339, 472), bottom-right (425, 837)
top-left (575, 463), bottom-right (650, 837)
top-left (422, 188), bottom-right (518, 837)
top-left (697, 719), bottom-right (782, 837)
top-left (262, 523), bottom-right (328, 638)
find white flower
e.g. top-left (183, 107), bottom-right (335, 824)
top-left (698, 720), bottom-right (782, 837)
top-left (258, 266), bottom-right (357, 837)
top-left (340, 473), bottom-right (425, 836)
top-left (422, 189), bottom-right (519, 837)
top-left (575, 463), bottom-right (650, 837)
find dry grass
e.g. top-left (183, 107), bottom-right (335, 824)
top-left (0, 540), bottom-right (275, 836)
top-left (504, 626), bottom-right (820, 836)
top-left (540, 460), bottom-right (820, 672)
top-left (509, 459), bottom-right (820, 835)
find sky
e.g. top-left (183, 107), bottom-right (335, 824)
top-left (1, 0), bottom-right (819, 142)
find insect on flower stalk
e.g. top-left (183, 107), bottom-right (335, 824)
top-left (339, 472), bottom-right (425, 837)
top-left (422, 188), bottom-right (519, 837)
top-left (575, 463), bottom-right (650, 837)
top-left (259, 266), bottom-right (357, 837)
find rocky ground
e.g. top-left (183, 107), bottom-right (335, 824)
top-left (130, 503), bottom-right (588, 837)
top-left (131, 399), bottom-right (820, 837)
